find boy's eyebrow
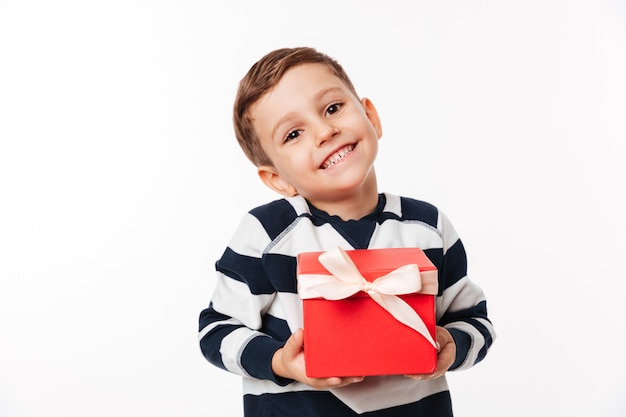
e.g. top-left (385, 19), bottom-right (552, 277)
top-left (271, 87), bottom-right (346, 140)
top-left (271, 112), bottom-right (298, 141)
top-left (314, 86), bottom-right (344, 101)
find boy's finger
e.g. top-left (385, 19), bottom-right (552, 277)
top-left (284, 328), bottom-right (304, 354)
top-left (292, 328), bottom-right (304, 345)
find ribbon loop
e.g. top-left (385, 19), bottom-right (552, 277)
top-left (298, 247), bottom-right (437, 348)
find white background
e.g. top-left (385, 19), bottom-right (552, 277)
top-left (1, 1), bottom-right (625, 416)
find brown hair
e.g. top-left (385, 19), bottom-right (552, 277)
top-left (233, 47), bottom-right (358, 166)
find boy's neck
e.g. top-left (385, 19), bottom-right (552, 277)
top-left (306, 172), bottom-right (379, 221)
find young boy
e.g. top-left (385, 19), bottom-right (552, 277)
top-left (199, 47), bottom-right (495, 416)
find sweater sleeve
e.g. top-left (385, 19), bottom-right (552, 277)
top-left (198, 212), bottom-right (293, 386)
top-left (435, 211), bottom-right (496, 371)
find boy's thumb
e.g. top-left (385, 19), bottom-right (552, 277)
top-left (287, 328), bottom-right (304, 351)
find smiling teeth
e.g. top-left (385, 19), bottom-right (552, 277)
top-left (322, 145), bottom-right (354, 169)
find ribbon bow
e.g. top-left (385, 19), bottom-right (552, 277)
top-left (298, 247), bottom-right (438, 348)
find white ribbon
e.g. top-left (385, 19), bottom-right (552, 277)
top-left (298, 247), bottom-right (438, 348)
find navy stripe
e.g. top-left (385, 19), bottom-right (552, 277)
top-left (260, 313), bottom-right (292, 342)
top-left (307, 195), bottom-right (385, 249)
top-left (378, 210), bottom-right (401, 223)
top-left (240, 335), bottom-right (289, 385)
top-left (250, 199), bottom-right (298, 241)
top-left (468, 315), bottom-right (494, 346)
top-left (447, 327), bottom-right (472, 370)
top-left (470, 317), bottom-right (493, 364)
top-left (262, 253), bottom-right (297, 293)
top-left (244, 390), bottom-right (354, 417)
top-left (331, 220), bottom-right (376, 249)
top-left (243, 390), bottom-right (453, 417)
top-left (424, 247), bottom-right (443, 267)
top-left (423, 248), bottom-right (445, 295)
top-left (399, 196), bottom-right (439, 227)
top-left (476, 339), bottom-right (491, 364)
top-left (198, 302), bottom-right (229, 331)
top-left (216, 248), bottom-right (274, 294)
top-left (198, 305), bottom-right (238, 370)
top-left (439, 239), bottom-right (467, 292)
top-left (440, 300), bottom-right (489, 326)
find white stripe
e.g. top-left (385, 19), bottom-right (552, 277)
top-left (269, 219), bottom-right (352, 256)
top-left (228, 213), bottom-right (271, 257)
top-left (212, 275), bottom-right (275, 330)
top-left (382, 192), bottom-right (402, 216)
top-left (370, 220), bottom-right (442, 250)
top-left (268, 292), bottom-right (304, 332)
top-left (285, 195), bottom-right (310, 215)
top-left (270, 195), bottom-right (348, 256)
top-left (475, 317), bottom-right (494, 333)
top-left (198, 317), bottom-right (240, 341)
top-left (331, 375), bottom-right (449, 414)
top-left (220, 327), bottom-right (264, 376)
top-left (436, 276), bottom-right (486, 321)
top-left (437, 211), bottom-right (460, 254)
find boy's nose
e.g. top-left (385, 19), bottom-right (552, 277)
top-left (315, 122), bottom-right (340, 147)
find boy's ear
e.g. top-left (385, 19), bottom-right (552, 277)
top-left (257, 165), bottom-right (298, 197)
top-left (361, 97), bottom-right (383, 139)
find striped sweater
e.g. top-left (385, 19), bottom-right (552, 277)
top-left (199, 193), bottom-right (495, 416)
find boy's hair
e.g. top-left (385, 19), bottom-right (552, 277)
top-left (233, 47), bottom-right (359, 167)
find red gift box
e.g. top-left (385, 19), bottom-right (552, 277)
top-left (296, 247), bottom-right (438, 378)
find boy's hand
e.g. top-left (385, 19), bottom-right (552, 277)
top-left (405, 326), bottom-right (456, 381)
top-left (272, 328), bottom-right (364, 390)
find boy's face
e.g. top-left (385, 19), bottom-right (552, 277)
top-left (252, 63), bottom-right (382, 209)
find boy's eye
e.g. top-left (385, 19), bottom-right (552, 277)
top-left (285, 129), bottom-right (301, 142)
top-left (326, 103), bottom-right (342, 116)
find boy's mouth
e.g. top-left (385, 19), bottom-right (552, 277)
top-left (321, 144), bottom-right (355, 169)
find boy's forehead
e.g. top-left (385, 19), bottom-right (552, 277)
top-left (254, 63), bottom-right (354, 112)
